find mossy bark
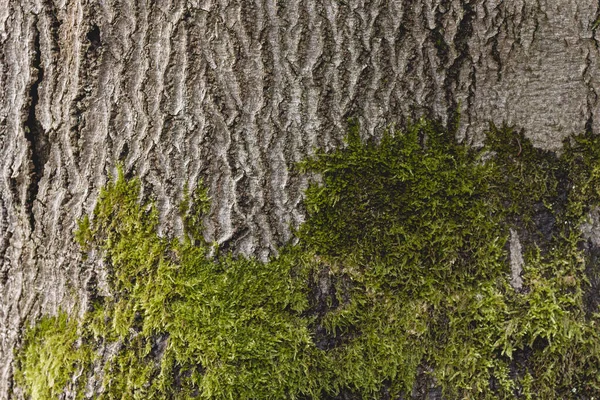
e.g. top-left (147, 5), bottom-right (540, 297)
top-left (2, 1), bottom-right (600, 399)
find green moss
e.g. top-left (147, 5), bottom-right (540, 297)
top-left (296, 120), bottom-right (600, 398)
top-left (15, 120), bottom-right (600, 399)
top-left (14, 312), bottom-right (92, 399)
top-left (74, 169), bottom-right (325, 399)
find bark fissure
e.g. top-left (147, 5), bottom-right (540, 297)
top-left (444, 1), bottom-right (475, 128)
top-left (24, 20), bottom-right (49, 232)
top-left (584, 49), bottom-right (596, 134)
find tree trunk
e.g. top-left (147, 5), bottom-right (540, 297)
top-left (0, 0), bottom-right (598, 398)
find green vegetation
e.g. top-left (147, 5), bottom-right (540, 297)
top-left (15, 119), bottom-right (600, 399)
top-left (14, 312), bottom-right (92, 399)
top-left (74, 169), bottom-right (323, 399)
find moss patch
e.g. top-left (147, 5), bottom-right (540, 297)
top-left (14, 312), bottom-right (92, 399)
top-left (15, 119), bottom-right (600, 399)
top-left (74, 169), bottom-right (324, 399)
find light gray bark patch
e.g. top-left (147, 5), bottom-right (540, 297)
top-left (581, 207), bottom-right (600, 247)
top-left (509, 228), bottom-right (524, 290)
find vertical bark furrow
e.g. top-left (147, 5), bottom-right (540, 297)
top-left (24, 19), bottom-right (46, 232)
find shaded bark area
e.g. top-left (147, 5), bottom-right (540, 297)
top-left (1, 0), bottom-right (600, 398)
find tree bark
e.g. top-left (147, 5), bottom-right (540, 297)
top-left (0, 0), bottom-right (599, 398)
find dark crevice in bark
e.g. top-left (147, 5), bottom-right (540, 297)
top-left (118, 142), bottom-right (129, 161)
top-left (0, 211), bottom-right (10, 284)
top-left (70, 17), bottom-right (102, 160)
top-left (444, 1), bottom-right (475, 126)
top-left (5, 371), bottom-right (14, 399)
top-left (463, 65), bottom-right (476, 141)
top-left (488, 8), bottom-right (504, 82)
top-left (584, 50), bottom-right (597, 134)
top-left (87, 24), bottom-right (101, 52)
top-left (8, 177), bottom-right (19, 210)
top-left (489, 34), bottom-right (502, 81)
top-left (215, 227), bottom-right (251, 255)
top-left (431, 4), bottom-right (449, 66)
top-left (394, 0), bottom-right (421, 125)
top-left (529, 4), bottom-right (542, 47)
top-left (45, 0), bottom-right (61, 57)
top-left (84, 270), bottom-right (102, 311)
top-left (395, 0), bottom-right (410, 53)
top-left (585, 110), bottom-right (594, 136)
top-left (0, 260), bottom-right (8, 285)
top-left (24, 20), bottom-right (49, 232)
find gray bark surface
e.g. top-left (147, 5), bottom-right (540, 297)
top-left (0, 0), bottom-right (599, 398)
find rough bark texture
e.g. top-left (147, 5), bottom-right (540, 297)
top-left (1, 0), bottom-right (599, 398)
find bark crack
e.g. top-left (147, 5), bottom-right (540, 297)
top-left (584, 49), bottom-right (597, 134)
top-left (24, 19), bottom-right (50, 232)
top-left (444, 0), bottom-right (475, 126)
